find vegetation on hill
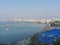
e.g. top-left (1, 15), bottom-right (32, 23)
top-left (50, 21), bottom-right (60, 27)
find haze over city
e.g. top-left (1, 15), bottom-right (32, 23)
top-left (0, 0), bottom-right (60, 45)
top-left (0, 0), bottom-right (60, 20)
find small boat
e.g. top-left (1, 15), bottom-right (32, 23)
top-left (5, 28), bottom-right (9, 31)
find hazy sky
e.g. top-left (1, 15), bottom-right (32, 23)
top-left (0, 0), bottom-right (60, 20)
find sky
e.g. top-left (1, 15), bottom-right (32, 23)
top-left (0, 0), bottom-right (60, 20)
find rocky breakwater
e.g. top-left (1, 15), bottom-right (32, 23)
top-left (15, 35), bottom-right (34, 45)
top-left (14, 28), bottom-right (60, 45)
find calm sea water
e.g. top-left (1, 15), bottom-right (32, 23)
top-left (0, 22), bottom-right (45, 44)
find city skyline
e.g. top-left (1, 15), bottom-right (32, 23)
top-left (0, 0), bottom-right (60, 20)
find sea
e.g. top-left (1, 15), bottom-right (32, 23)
top-left (0, 21), bottom-right (45, 44)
